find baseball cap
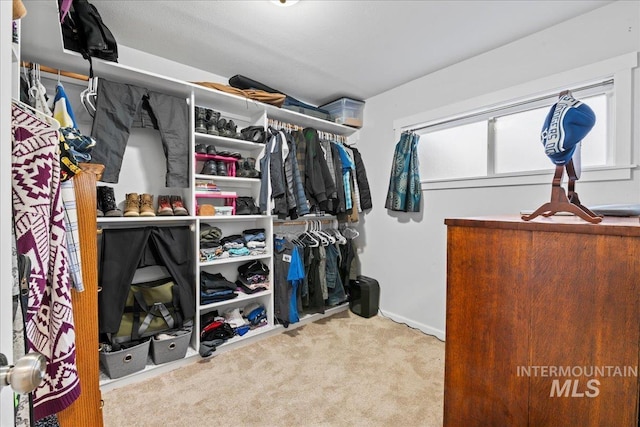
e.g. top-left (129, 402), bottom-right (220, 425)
top-left (540, 93), bottom-right (596, 166)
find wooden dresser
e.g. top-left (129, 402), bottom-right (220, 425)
top-left (444, 216), bottom-right (640, 427)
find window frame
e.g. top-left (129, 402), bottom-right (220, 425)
top-left (393, 52), bottom-right (637, 190)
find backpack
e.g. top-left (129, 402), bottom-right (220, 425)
top-left (112, 278), bottom-right (183, 344)
top-left (59, 0), bottom-right (118, 64)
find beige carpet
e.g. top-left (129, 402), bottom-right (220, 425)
top-left (102, 310), bottom-right (445, 427)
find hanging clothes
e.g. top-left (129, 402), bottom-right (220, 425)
top-left (11, 103), bottom-right (80, 420)
top-left (349, 146), bottom-right (372, 211)
top-left (385, 131), bottom-right (421, 212)
top-left (285, 131), bottom-right (310, 218)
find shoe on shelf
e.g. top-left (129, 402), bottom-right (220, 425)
top-left (170, 195), bottom-right (189, 216)
top-left (195, 144), bottom-right (207, 154)
top-left (236, 159), bottom-right (247, 177)
top-left (216, 161), bottom-right (228, 176)
top-left (206, 145), bottom-right (217, 155)
top-left (98, 186), bottom-right (123, 217)
top-left (224, 119), bottom-right (238, 138)
top-left (216, 118), bottom-right (227, 135)
top-left (96, 187), bottom-right (104, 217)
top-left (195, 107), bottom-right (207, 134)
top-left (245, 157), bottom-right (259, 179)
top-left (206, 110), bottom-right (220, 136)
top-left (200, 160), bottom-right (217, 175)
top-left (157, 195), bottom-right (174, 216)
top-left (123, 192), bottom-right (140, 217)
top-left (140, 193), bottom-right (156, 217)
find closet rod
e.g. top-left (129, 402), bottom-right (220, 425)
top-left (267, 118), bottom-right (347, 144)
top-left (21, 61), bottom-right (89, 82)
top-left (274, 218), bottom-right (336, 227)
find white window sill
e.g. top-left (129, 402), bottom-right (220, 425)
top-left (421, 165), bottom-right (635, 190)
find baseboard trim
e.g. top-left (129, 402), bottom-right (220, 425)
top-left (378, 309), bottom-right (445, 341)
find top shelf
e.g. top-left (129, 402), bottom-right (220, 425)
top-left (49, 48), bottom-right (357, 136)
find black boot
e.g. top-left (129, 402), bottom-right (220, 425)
top-left (96, 187), bottom-right (104, 217)
top-left (98, 186), bottom-right (122, 217)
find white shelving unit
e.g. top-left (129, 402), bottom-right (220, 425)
top-left (19, 39), bottom-right (356, 390)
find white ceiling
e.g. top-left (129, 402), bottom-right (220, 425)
top-left (20, 0), bottom-right (613, 107)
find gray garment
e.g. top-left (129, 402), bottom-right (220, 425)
top-left (318, 245), bottom-right (328, 300)
top-left (280, 132), bottom-right (296, 211)
top-left (286, 132), bottom-right (310, 216)
top-left (258, 137), bottom-right (272, 213)
top-left (273, 237), bottom-right (294, 325)
top-left (320, 139), bottom-right (336, 186)
top-left (269, 133), bottom-right (288, 218)
top-left (90, 78), bottom-right (189, 187)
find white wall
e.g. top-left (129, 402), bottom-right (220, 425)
top-left (357, 0), bottom-right (640, 340)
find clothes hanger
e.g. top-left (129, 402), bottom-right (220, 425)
top-left (12, 98), bottom-right (61, 131)
top-left (315, 221), bottom-right (335, 244)
top-left (300, 221), bottom-right (319, 247)
top-left (310, 221), bottom-right (330, 246)
top-left (80, 76), bottom-right (98, 118)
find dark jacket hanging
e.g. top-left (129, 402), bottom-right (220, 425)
top-left (350, 146), bottom-right (372, 211)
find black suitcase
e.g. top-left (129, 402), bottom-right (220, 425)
top-left (349, 276), bottom-right (380, 318)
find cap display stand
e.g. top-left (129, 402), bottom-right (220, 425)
top-left (521, 158), bottom-right (602, 224)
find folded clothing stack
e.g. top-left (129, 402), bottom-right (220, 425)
top-left (200, 271), bottom-right (237, 305)
top-left (236, 259), bottom-right (269, 294)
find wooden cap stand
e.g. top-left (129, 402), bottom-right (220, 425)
top-left (521, 159), bottom-right (602, 224)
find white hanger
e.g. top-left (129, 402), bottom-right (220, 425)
top-left (12, 98), bottom-right (60, 131)
top-left (301, 221), bottom-right (319, 247)
top-left (81, 76), bottom-right (98, 118)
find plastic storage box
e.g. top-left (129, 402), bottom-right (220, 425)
top-left (320, 97), bottom-right (365, 128)
top-left (100, 339), bottom-right (150, 379)
top-left (151, 329), bottom-right (192, 365)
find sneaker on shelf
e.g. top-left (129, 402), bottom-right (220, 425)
top-left (200, 160), bottom-right (217, 175)
top-left (170, 195), bottom-right (189, 216)
top-left (157, 195), bottom-right (174, 216)
top-left (123, 192), bottom-right (140, 217)
top-left (206, 145), bottom-right (217, 156)
top-left (195, 144), bottom-right (207, 154)
top-left (139, 193), bottom-right (156, 217)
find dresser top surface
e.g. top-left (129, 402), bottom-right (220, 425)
top-left (445, 215), bottom-right (640, 237)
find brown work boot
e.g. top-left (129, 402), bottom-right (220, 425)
top-left (157, 195), bottom-right (173, 216)
top-left (123, 193), bottom-right (140, 217)
top-left (140, 193), bottom-right (156, 217)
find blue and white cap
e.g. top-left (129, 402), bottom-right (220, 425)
top-left (540, 94), bottom-right (596, 166)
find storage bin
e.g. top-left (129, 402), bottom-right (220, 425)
top-left (100, 339), bottom-right (150, 379)
top-left (215, 206), bottom-right (234, 216)
top-left (151, 329), bottom-right (192, 365)
top-left (319, 97), bottom-right (365, 128)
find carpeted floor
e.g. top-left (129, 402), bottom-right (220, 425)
top-left (102, 310), bottom-right (445, 427)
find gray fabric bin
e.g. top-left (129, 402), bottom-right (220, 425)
top-left (151, 329), bottom-right (192, 365)
top-left (100, 339), bottom-right (150, 379)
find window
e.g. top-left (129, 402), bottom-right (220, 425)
top-left (418, 88), bottom-right (610, 181)
top-left (394, 52), bottom-right (637, 189)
